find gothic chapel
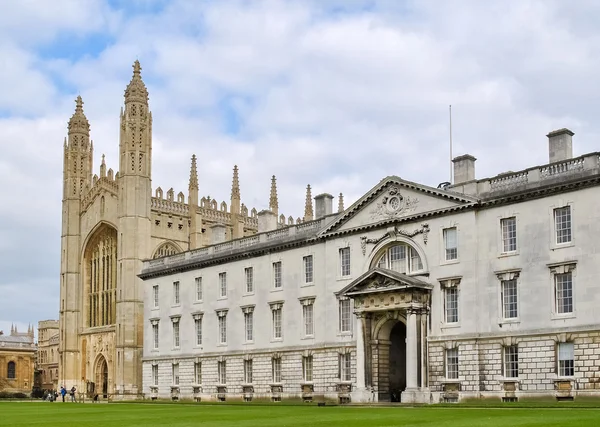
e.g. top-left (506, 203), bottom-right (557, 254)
top-left (59, 61), bottom-right (265, 397)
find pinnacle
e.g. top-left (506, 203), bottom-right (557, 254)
top-left (124, 59), bottom-right (149, 104)
top-left (304, 184), bottom-right (314, 221)
top-left (269, 175), bottom-right (279, 215)
top-left (133, 60), bottom-right (142, 76)
top-left (75, 95), bottom-right (84, 112)
top-left (189, 154), bottom-right (198, 190)
top-left (231, 165), bottom-right (240, 199)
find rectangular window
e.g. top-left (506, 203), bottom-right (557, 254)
top-left (340, 247), bottom-right (351, 276)
top-left (303, 255), bottom-right (314, 283)
top-left (153, 285), bottom-right (159, 308)
top-left (555, 272), bottom-right (573, 314)
top-left (173, 281), bottom-right (180, 305)
top-left (152, 324), bottom-right (159, 349)
top-left (501, 217), bottom-right (517, 253)
top-left (219, 273), bottom-right (227, 298)
top-left (446, 347), bottom-right (459, 380)
top-left (503, 345), bottom-right (519, 378)
top-left (244, 359), bottom-right (253, 383)
top-left (194, 362), bottom-right (202, 384)
top-left (273, 262), bottom-right (282, 288)
top-left (339, 353), bottom-right (351, 381)
top-left (272, 308), bottom-right (282, 339)
top-left (195, 318), bottom-right (202, 346)
top-left (272, 357), bottom-right (282, 383)
top-left (554, 206), bottom-right (572, 244)
top-left (219, 315), bottom-right (227, 344)
top-left (303, 356), bottom-right (313, 382)
top-left (172, 321), bottom-right (180, 348)
top-left (339, 299), bottom-right (352, 333)
top-left (303, 304), bottom-right (314, 336)
top-left (501, 279), bottom-right (518, 319)
top-left (172, 363), bottom-right (179, 385)
top-left (245, 267), bottom-right (253, 293)
top-left (152, 364), bottom-right (158, 386)
top-left (195, 277), bottom-right (203, 301)
top-left (218, 361), bottom-right (226, 384)
top-left (558, 342), bottom-right (575, 377)
top-left (244, 312), bottom-right (253, 342)
top-left (444, 227), bottom-right (458, 261)
top-left (444, 287), bottom-right (459, 323)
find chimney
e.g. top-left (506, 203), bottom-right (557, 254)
top-left (547, 128), bottom-right (574, 163)
top-left (258, 210), bottom-right (278, 233)
top-left (210, 223), bottom-right (227, 245)
top-left (452, 154), bottom-right (477, 184)
top-left (314, 193), bottom-right (333, 219)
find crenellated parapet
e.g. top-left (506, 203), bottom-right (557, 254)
top-left (152, 187), bottom-right (190, 216)
top-left (80, 156), bottom-right (118, 213)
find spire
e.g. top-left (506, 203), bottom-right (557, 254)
top-left (100, 154), bottom-right (107, 178)
top-left (269, 175), bottom-right (279, 215)
top-left (189, 155), bottom-right (198, 190)
top-left (304, 184), bottom-right (313, 222)
top-left (68, 95), bottom-right (90, 136)
top-left (124, 60), bottom-right (149, 105)
top-left (231, 165), bottom-right (240, 200)
top-left (338, 193), bottom-right (344, 213)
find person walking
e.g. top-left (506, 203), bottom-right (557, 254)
top-left (70, 386), bottom-right (77, 403)
top-left (60, 386), bottom-right (66, 402)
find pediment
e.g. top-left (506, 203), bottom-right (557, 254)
top-left (338, 268), bottom-right (432, 297)
top-left (321, 177), bottom-right (478, 235)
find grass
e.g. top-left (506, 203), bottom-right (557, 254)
top-left (1, 401), bottom-right (600, 427)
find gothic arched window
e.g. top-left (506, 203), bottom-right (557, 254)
top-left (153, 242), bottom-right (181, 259)
top-left (374, 243), bottom-right (424, 274)
top-left (7, 361), bottom-right (16, 379)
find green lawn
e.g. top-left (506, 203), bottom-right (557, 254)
top-left (1, 402), bottom-right (600, 427)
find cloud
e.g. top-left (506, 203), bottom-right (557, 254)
top-left (2, 0), bottom-right (600, 329)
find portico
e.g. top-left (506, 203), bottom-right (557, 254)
top-left (339, 268), bottom-right (432, 403)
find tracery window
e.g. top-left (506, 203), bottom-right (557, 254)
top-left (374, 243), bottom-right (424, 274)
top-left (153, 242), bottom-right (180, 259)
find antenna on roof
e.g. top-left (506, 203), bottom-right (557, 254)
top-left (449, 104), bottom-right (453, 184)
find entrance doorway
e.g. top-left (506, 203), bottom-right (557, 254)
top-left (389, 322), bottom-right (407, 402)
top-left (95, 355), bottom-right (109, 398)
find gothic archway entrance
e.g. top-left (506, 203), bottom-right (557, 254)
top-left (95, 355), bottom-right (109, 398)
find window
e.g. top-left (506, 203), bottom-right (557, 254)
top-left (152, 364), bottom-right (158, 386)
top-left (558, 342), bottom-right (574, 377)
top-left (443, 228), bottom-right (458, 261)
top-left (272, 308), bottom-right (282, 339)
top-left (303, 304), bottom-right (314, 336)
top-left (152, 323), bottom-right (159, 349)
top-left (375, 244), bottom-right (424, 273)
top-left (194, 362), bottom-right (202, 384)
top-left (218, 314), bottom-right (227, 344)
top-left (173, 281), bottom-right (180, 305)
top-left (339, 299), bottom-right (352, 333)
top-left (219, 273), bottom-right (227, 298)
top-left (446, 348), bottom-right (459, 379)
top-left (245, 267), bottom-right (253, 293)
top-left (172, 320), bottom-right (180, 348)
top-left (444, 287), bottom-right (459, 323)
top-left (554, 206), bottom-right (572, 244)
top-left (7, 361), bottom-right (16, 379)
top-left (555, 272), bottom-right (573, 314)
top-left (273, 262), bottom-right (282, 288)
top-left (501, 217), bottom-right (517, 253)
top-left (195, 318), bottom-right (202, 346)
top-left (303, 255), bottom-right (314, 283)
top-left (195, 277), bottom-right (203, 301)
top-left (244, 359), bottom-right (253, 383)
top-left (501, 279), bottom-right (518, 319)
top-left (218, 361), bottom-right (226, 384)
top-left (303, 356), bottom-right (313, 382)
top-left (339, 353), bottom-right (351, 381)
top-left (153, 285), bottom-right (159, 308)
top-left (272, 357), bottom-right (282, 383)
top-left (172, 363), bottom-right (179, 385)
top-left (340, 247), bottom-right (351, 276)
top-left (244, 312), bottom-right (253, 342)
top-left (503, 346), bottom-right (518, 378)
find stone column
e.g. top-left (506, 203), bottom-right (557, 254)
top-left (355, 314), bottom-right (366, 389)
top-left (405, 309), bottom-right (418, 389)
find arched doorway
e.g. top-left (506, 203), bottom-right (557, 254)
top-left (95, 355), bottom-right (109, 398)
top-left (374, 318), bottom-right (407, 402)
top-left (389, 322), bottom-right (407, 402)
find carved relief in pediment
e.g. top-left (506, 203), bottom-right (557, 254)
top-left (370, 186), bottom-right (419, 220)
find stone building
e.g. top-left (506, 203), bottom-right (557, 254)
top-left (139, 129), bottom-right (600, 403)
top-left (58, 61), bottom-right (296, 398)
top-left (38, 320), bottom-right (59, 390)
top-left (0, 325), bottom-right (37, 394)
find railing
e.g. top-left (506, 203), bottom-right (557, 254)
top-left (539, 157), bottom-right (585, 178)
top-left (489, 171), bottom-right (528, 190)
top-left (151, 198), bottom-right (189, 215)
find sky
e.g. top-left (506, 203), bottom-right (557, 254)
top-left (2, 0), bottom-right (600, 338)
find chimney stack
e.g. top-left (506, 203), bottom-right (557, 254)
top-left (452, 154), bottom-right (477, 184)
top-left (314, 193), bottom-right (333, 219)
top-left (258, 210), bottom-right (278, 233)
top-left (210, 223), bottom-right (227, 245)
top-left (547, 128), bottom-right (574, 164)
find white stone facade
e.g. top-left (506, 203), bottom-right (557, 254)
top-left (140, 128), bottom-right (600, 403)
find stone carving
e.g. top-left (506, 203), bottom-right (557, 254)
top-left (366, 276), bottom-right (398, 290)
top-left (360, 223), bottom-right (430, 255)
top-left (370, 186), bottom-right (419, 220)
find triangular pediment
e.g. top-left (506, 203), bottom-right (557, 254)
top-left (321, 176), bottom-right (478, 235)
top-left (338, 268), bottom-right (433, 297)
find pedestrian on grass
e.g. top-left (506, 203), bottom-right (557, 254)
top-left (60, 386), bottom-right (66, 402)
top-left (70, 386), bottom-right (77, 402)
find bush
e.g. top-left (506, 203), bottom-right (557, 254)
top-left (0, 391), bottom-right (29, 399)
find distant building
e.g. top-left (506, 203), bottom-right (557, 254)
top-left (140, 129), bottom-right (600, 403)
top-left (37, 320), bottom-right (59, 390)
top-left (0, 325), bottom-right (37, 394)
